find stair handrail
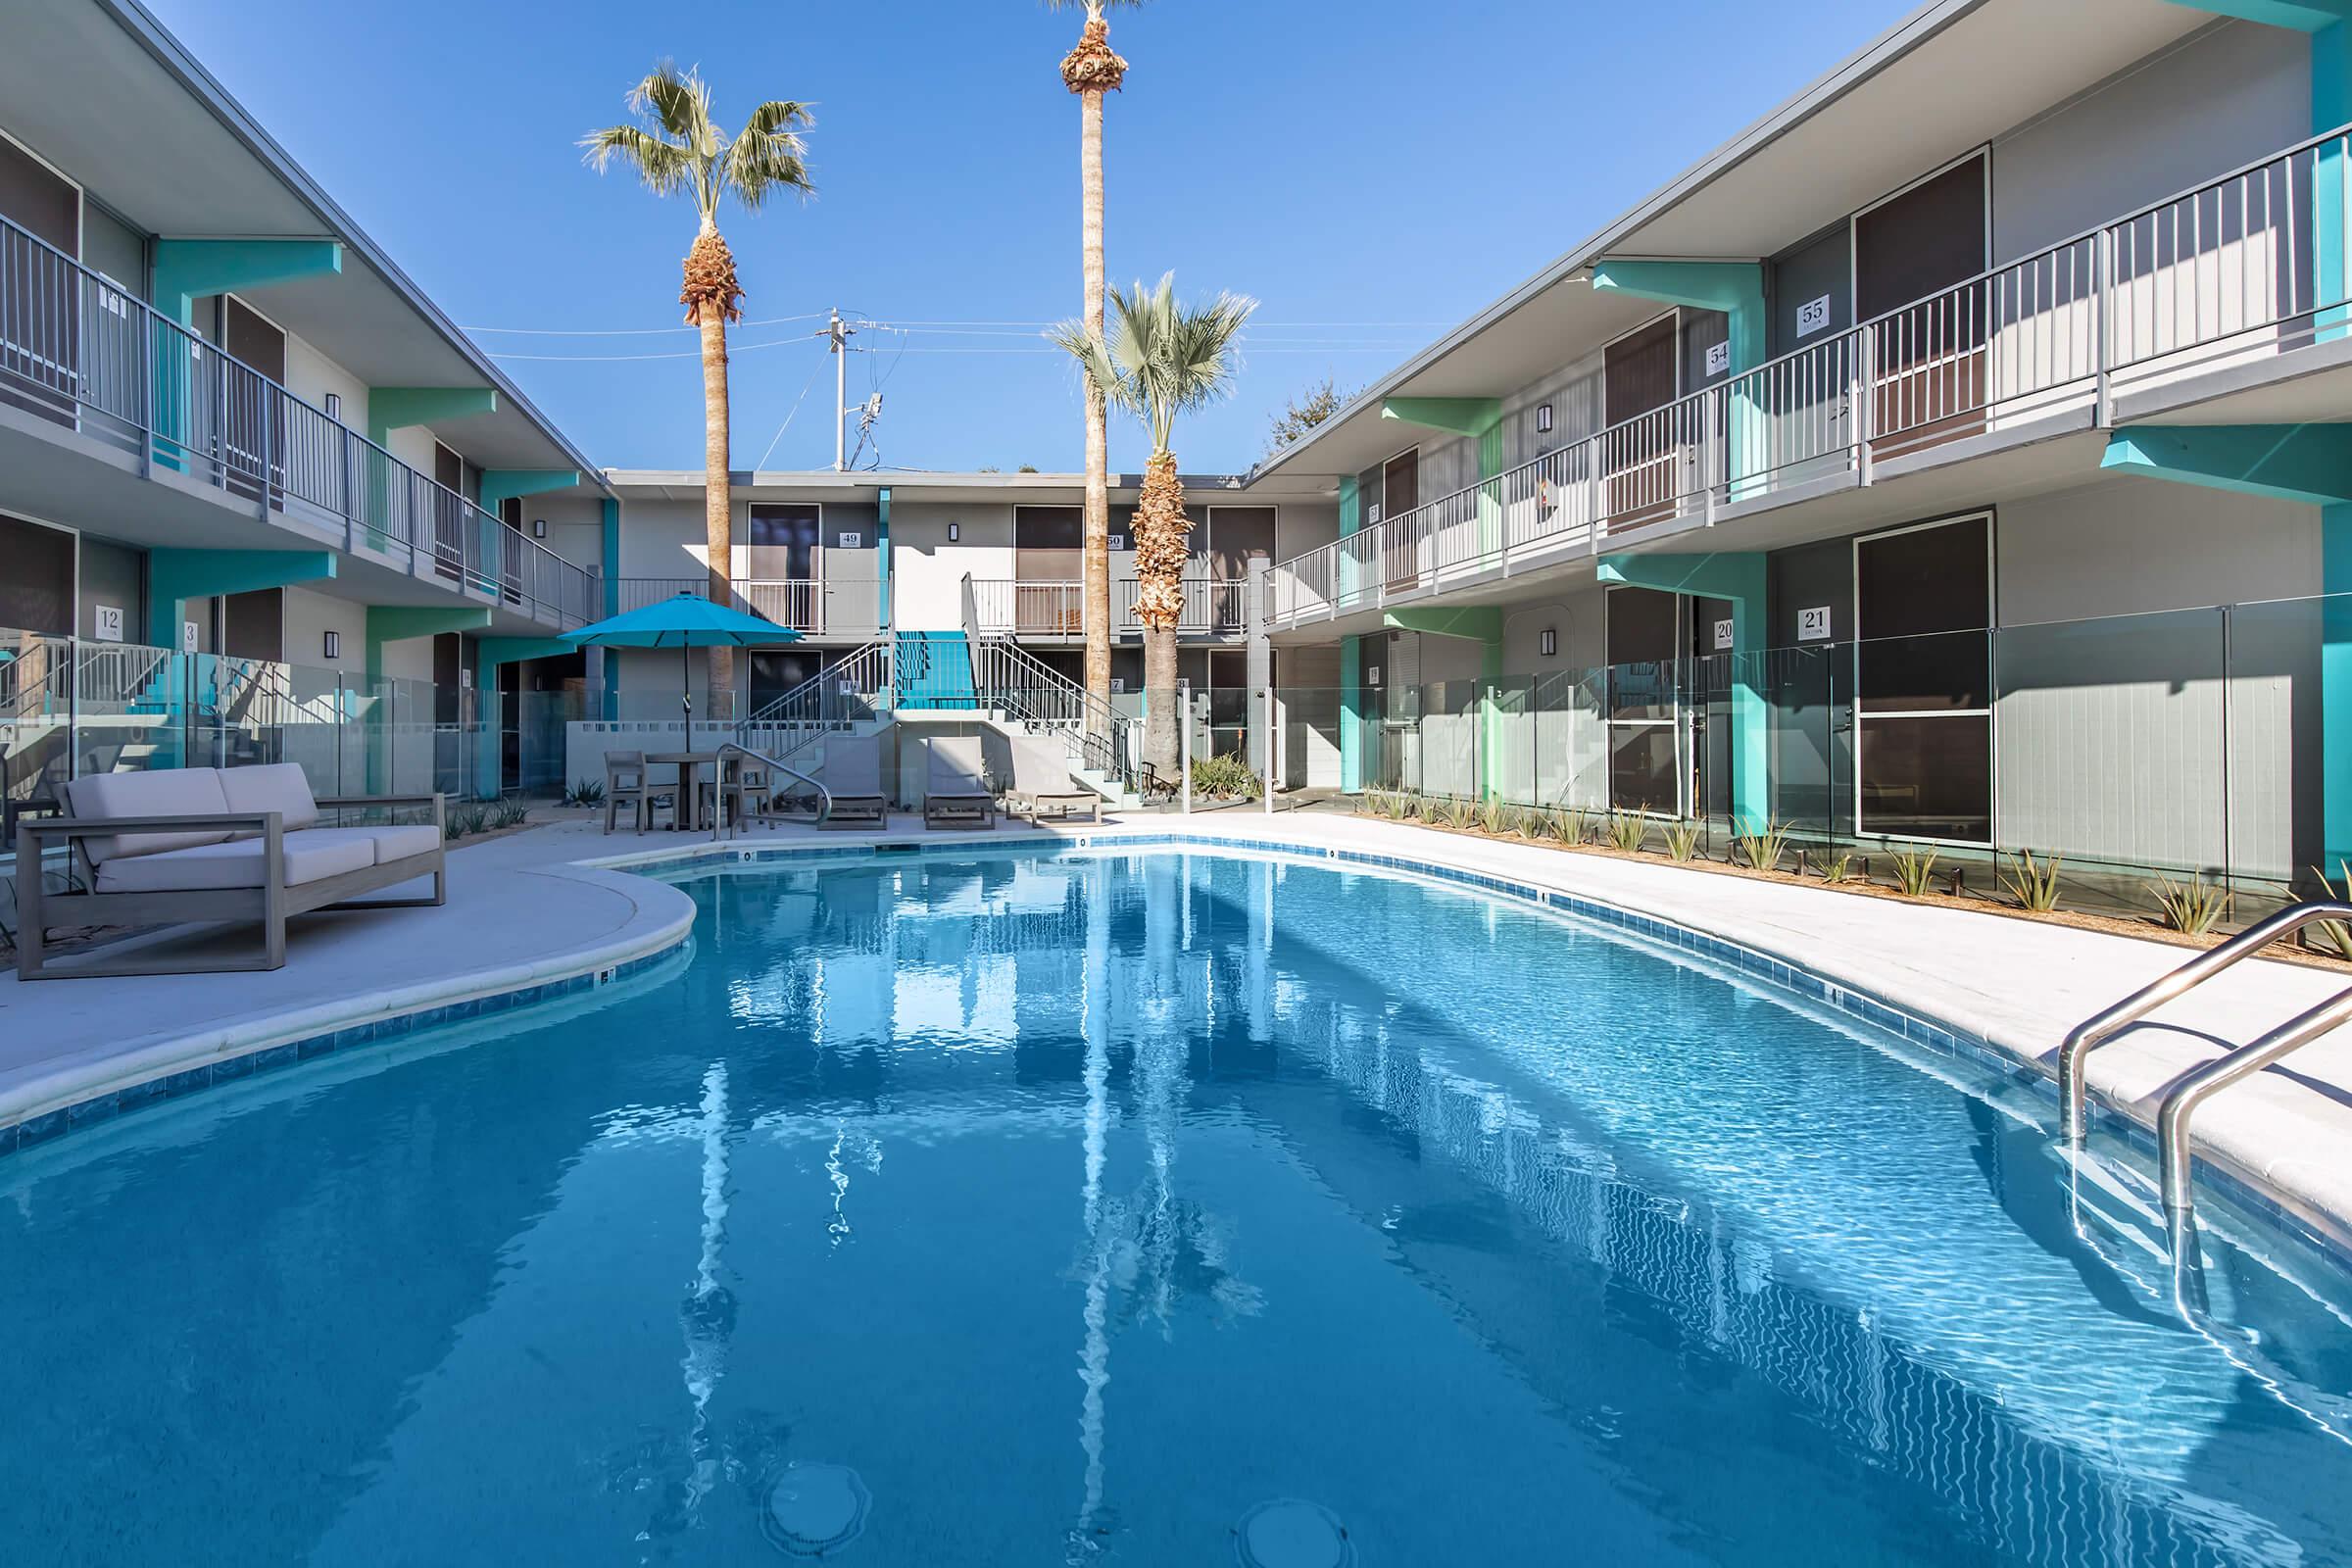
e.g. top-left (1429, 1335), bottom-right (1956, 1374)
top-left (736, 638), bottom-right (892, 760)
top-left (2058, 898), bottom-right (2352, 1143)
top-left (2156, 981), bottom-right (2352, 1224)
top-left (973, 634), bottom-right (1148, 792)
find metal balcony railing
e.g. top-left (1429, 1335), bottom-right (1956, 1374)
top-left (0, 212), bottom-right (600, 630)
top-left (969, 576), bottom-right (1249, 636)
top-left (611, 575), bottom-right (833, 631)
top-left (1264, 123), bottom-right (2352, 629)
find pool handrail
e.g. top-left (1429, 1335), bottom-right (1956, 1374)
top-left (2057, 898), bottom-right (2352, 1145)
top-left (713, 741), bottom-right (831, 839)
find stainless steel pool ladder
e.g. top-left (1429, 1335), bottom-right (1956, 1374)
top-left (711, 741), bottom-right (832, 841)
top-left (2058, 898), bottom-right (2352, 1229)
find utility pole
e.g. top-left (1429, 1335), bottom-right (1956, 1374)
top-left (825, 308), bottom-right (858, 472)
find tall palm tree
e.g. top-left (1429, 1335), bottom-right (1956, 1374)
top-left (583, 64), bottom-right (813, 705)
top-left (1050, 1), bottom-right (1141, 734)
top-left (1054, 274), bottom-right (1255, 778)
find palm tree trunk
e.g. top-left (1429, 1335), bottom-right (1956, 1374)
top-left (1061, 9), bottom-right (1125, 739)
top-left (698, 270), bottom-right (734, 710)
top-left (1132, 448), bottom-right (1189, 779)
top-left (1081, 84), bottom-right (1109, 739)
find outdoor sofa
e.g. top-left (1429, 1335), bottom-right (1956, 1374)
top-left (15, 763), bottom-right (445, 980)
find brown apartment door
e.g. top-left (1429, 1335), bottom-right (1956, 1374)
top-left (1013, 505), bottom-right (1084, 635)
top-left (1856, 153), bottom-right (1988, 456)
top-left (1381, 449), bottom-right (1420, 592)
top-left (1602, 315), bottom-right (1680, 527)
top-left (1205, 506), bottom-right (1275, 631)
top-left (0, 134), bottom-right (80, 427)
top-left (433, 442), bottom-right (466, 583)
top-left (221, 298), bottom-right (285, 506)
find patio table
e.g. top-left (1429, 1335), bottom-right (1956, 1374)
top-left (647, 752), bottom-right (718, 832)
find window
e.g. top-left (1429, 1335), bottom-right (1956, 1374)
top-left (1851, 514), bottom-right (1992, 843)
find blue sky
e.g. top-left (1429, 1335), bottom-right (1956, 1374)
top-left (151, 0), bottom-right (1912, 477)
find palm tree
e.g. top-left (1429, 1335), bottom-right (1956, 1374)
top-left (583, 64), bottom-right (813, 705)
top-left (1050, 1), bottom-right (1141, 735)
top-left (1054, 274), bottom-right (1256, 778)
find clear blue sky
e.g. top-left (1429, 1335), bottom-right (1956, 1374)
top-left (150, 0), bottom-right (1912, 477)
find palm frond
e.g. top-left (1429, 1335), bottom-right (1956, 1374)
top-left (727, 100), bottom-right (816, 209)
top-left (629, 62), bottom-right (716, 152)
top-left (1088, 273), bottom-right (1257, 451)
top-left (1048, 319), bottom-right (1133, 416)
top-left (578, 125), bottom-right (694, 196)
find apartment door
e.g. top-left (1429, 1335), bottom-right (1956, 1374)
top-left (0, 132), bottom-right (78, 428)
top-left (1604, 586), bottom-right (1685, 815)
top-left (749, 648), bottom-right (822, 712)
top-left (1690, 595), bottom-right (1738, 834)
top-left (1013, 505), bottom-right (1084, 635)
top-left (499, 496), bottom-right (526, 606)
top-left (1381, 448), bottom-right (1420, 593)
top-left (1856, 153), bottom-right (1988, 456)
top-left (1205, 506), bottom-right (1275, 631)
top-left (432, 443), bottom-right (466, 584)
top-left (745, 502), bottom-right (821, 626)
top-left (1851, 514), bottom-right (1991, 843)
top-left (220, 297), bottom-right (285, 506)
top-left (1602, 315), bottom-right (1681, 527)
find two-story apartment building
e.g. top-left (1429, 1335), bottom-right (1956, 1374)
top-left (603, 469), bottom-right (1338, 757)
top-left (0, 0), bottom-right (614, 810)
top-left (1239, 0), bottom-right (2352, 898)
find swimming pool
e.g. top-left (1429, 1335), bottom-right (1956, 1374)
top-left (5, 846), bottom-right (2351, 1565)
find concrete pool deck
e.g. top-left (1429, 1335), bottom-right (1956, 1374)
top-left (4, 805), bottom-right (2349, 1257)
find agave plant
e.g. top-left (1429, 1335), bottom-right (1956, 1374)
top-left (2001, 849), bottom-right (2064, 912)
top-left (1606, 812), bottom-right (1648, 854)
top-left (1892, 846), bottom-right (1940, 898)
top-left (1662, 820), bottom-right (1703, 863)
top-left (2306, 861), bottom-right (2352, 958)
top-left (1817, 850), bottom-right (1859, 885)
top-left (1549, 806), bottom-right (1589, 847)
top-left (2151, 872), bottom-right (2230, 936)
top-left (1735, 816), bottom-right (1792, 874)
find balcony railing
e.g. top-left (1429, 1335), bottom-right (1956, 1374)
top-left (970, 576), bottom-right (1249, 636)
top-left (610, 575), bottom-right (883, 635)
top-left (0, 212), bottom-right (599, 630)
top-left (1266, 123), bottom-right (2352, 629)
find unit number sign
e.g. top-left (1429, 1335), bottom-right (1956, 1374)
top-left (837, 531), bottom-right (862, 549)
top-left (1797, 606), bottom-right (1834, 642)
top-left (1796, 295), bottom-right (1834, 338)
top-left (93, 605), bottom-right (123, 643)
top-left (1713, 617), bottom-right (1735, 652)
top-left (1704, 341), bottom-right (1731, 377)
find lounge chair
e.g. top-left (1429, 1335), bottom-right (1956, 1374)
top-left (1004, 731), bottom-right (1102, 824)
top-left (814, 734), bottom-right (890, 829)
top-left (16, 763), bottom-right (445, 979)
top-left (922, 734), bottom-right (997, 830)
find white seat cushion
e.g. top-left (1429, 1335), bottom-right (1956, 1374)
top-left (296, 825), bottom-right (441, 865)
top-left (218, 763), bottom-right (320, 833)
top-left (66, 768), bottom-right (233, 863)
top-left (92, 833), bottom-right (374, 894)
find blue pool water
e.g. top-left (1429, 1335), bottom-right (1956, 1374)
top-left (6, 848), bottom-right (2352, 1566)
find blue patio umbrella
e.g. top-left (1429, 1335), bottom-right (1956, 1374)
top-left (561, 593), bottom-right (799, 719)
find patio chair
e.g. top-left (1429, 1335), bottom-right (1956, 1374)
top-left (16, 762), bottom-right (445, 980)
top-left (1004, 731), bottom-right (1102, 824)
top-left (923, 734), bottom-right (997, 831)
top-left (814, 734), bottom-right (890, 830)
top-left (603, 750), bottom-right (656, 835)
top-left (701, 761), bottom-right (774, 829)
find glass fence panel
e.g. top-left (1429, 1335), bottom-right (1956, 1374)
top-left (2223, 594), bottom-right (2334, 894)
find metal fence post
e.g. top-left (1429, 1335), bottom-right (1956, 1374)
top-left (1261, 688), bottom-right (1277, 815)
top-left (2093, 224), bottom-right (2115, 428)
top-left (1179, 677), bottom-right (1193, 816)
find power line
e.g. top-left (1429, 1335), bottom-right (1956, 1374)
top-left (465, 311), bottom-right (831, 337)
top-left (487, 336), bottom-right (828, 363)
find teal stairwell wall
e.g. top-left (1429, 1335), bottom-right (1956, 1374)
top-left (895, 631), bottom-right (978, 710)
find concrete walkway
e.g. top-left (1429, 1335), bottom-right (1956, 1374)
top-left (4, 804), bottom-right (2349, 1254)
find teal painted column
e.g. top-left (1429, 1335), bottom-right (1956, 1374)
top-left (147, 241), bottom-right (342, 473)
top-left (146, 549), bottom-right (336, 650)
top-left (1598, 552), bottom-right (1769, 833)
top-left (1592, 261), bottom-right (1768, 500)
top-left (1340, 634), bottom-right (1365, 793)
top-left (2318, 21), bottom-right (2351, 342)
top-left (600, 498), bottom-right (622, 720)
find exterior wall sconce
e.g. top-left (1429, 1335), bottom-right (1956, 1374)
top-left (1540, 628), bottom-right (1557, 659)
top-left (322, 630), bottom-right (341, 661)
top-left (530, 517), bottom-right (548, 539)
top-left (948, 521), bottom-right (959, 542)
top-left (1536, 404), bottom-right (1553, 434)
top-left (323, 392), bottom-right (341, 421)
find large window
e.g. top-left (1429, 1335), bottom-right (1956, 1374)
top-left (1852, 514), bottom-right (1992, 843)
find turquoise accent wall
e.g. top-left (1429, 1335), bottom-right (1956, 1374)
top-left (146, 549), bottom-right (335, 650)
top-left (1592, 260), bottom-right (1769, 499)
top-left (1337, 473), bottom-right (1362, 607)
top-left (1598, 552), bottom-right (1770, 833)
top-left (2101, 424), bottom-right (2352, 505)
top-left (478, 470), bottom-right (580, 510)
top-left (367, 387), bottom-right (498, 449)
top-left (151, 239), bottom-right (341, 327)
